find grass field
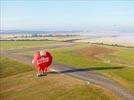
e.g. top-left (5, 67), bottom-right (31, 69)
top-left (100, 47), bottom-right (134, 67)
top-left (1, 40), bottom-right (134, 99)
top-left (0, 56), bottom-right (118, 100)
top-left (0, 40), bottom-right (64, 50)
top-left (0, 56), bottom-right (33, 78)
top-left (50, 44), bottom-right (134, 92)
top-left (16, 42), bottom-right (134, 92)
top-left (53, 44), bottom-right (134, 92)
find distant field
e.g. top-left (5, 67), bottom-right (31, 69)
top-left (0, 56), bottom-right (118, 100)
top-left (0, 40), bottom-right (64, 50)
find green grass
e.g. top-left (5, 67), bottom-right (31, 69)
top-left (1, 40), bottom-right (134, 93)
top-left (98, 45), bottom-right (134, 67)
top-left (0, 56), bottom-right (118, 100)
top-left (99, 67), bottom-right (134, 92)
top-left (19, 45), bottom-right (115, 68)
top-left (17, 43), bottom-right (134, 92)
top-left (50, 45), bottom-right (134, 92)
top-left (51, 47), bottom-right (115, 68)
top-left (0, 72), bottom-right (118, 100)
top-left (0, 40), bottom-right (63, 50)
top-left (0, 56), bottom-right (33, 78)
top-left (94, 45), bottom-right (134, 91)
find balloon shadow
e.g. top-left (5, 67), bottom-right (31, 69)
top-left (48, 66), bottom-right (124, 74)
top-left (48, 71), bottom-right (58, 74)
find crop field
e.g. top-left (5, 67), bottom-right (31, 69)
top-left (0, 56), bottom-right (118, 100)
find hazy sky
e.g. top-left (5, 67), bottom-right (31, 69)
top-left (1, 0), bottom-right (134, 31)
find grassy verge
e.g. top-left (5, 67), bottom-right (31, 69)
top-left (0, 56), bottom-right (118, 100)
top-left (99, 67), bottom-right (134, 92)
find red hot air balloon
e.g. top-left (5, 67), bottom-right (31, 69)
top-left (32, 51), bottom-right (53, 77)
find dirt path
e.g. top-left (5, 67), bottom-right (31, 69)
top-left (0, 44), bottom-right (133, 100)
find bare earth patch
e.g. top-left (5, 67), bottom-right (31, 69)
top-left (76, 45), bottom-right (115, 59)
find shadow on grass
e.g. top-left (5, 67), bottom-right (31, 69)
top-left (48, 66), bottom-right (124, 74)
top-left (48, 71), bottom-right (58, 74)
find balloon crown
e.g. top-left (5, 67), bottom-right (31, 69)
top-left (40, 51), bottom-right (46, 56)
